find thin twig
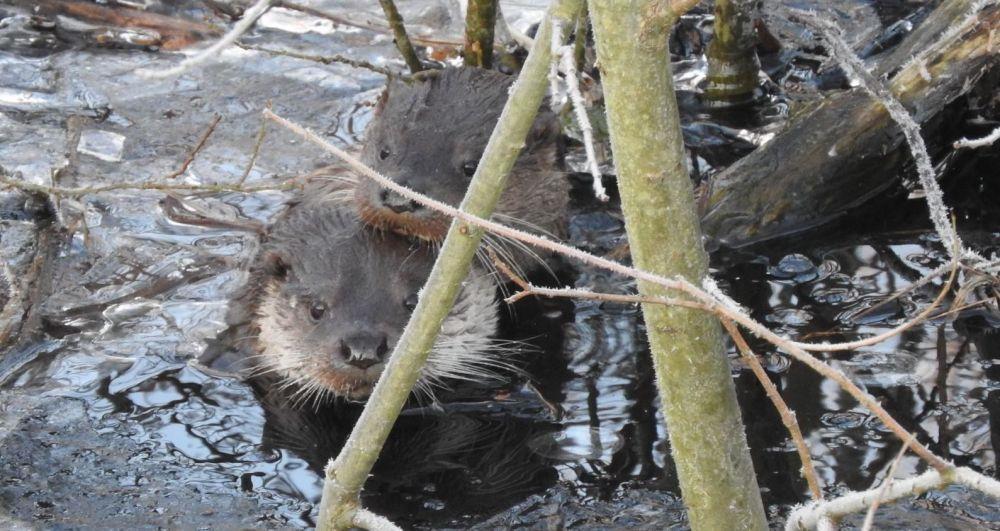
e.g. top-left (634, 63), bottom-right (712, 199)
top-left (556, 30), bottom-right (609, 201)
top-left (861, 436), bottom-right (914, 531)
top-left (140, 0), bottom-right (273, 79)
top-left (0, 176), bottom-right (298, 199)
top-left (353, 509), bottom-right (402, 531)
top-left (851, 261), bottom-right (952, 322)
top-left (799, 12), bottom-right (964, 261)
top-left (786, 466), bottom-right (1000, 530)
top-left (239, 114), bottom-right (269, 185)
top-left (722, 319), bottom-right (824, 501)
top-left (954, 125), bottom-right (1000, 149)
top-left (378, 0), bottom-right (424, 74)
top-left (166, 114), bottom-right (221, 179)
top-left (234, 42), bottom-right (400, 78)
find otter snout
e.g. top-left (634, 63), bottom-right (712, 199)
top-left (340, 333), bottom-right (390, 370)
top-left (379, 189), bottom-right (422, 214)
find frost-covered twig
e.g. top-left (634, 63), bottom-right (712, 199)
top-left (353, 509), bottom-right (401, 531)
top-left (861, 436), bottom-right (913, 531)
top-left (549, 18), bottom-right (609, 202)
top-left (799, 12), bottom-right (964, 261)
top-left (786, 467), bottom-right (1000, 530)
top-left (721, 319), bottom-right (824, 501)
top-left (140, 0), bottom-right (273, 79)
top-left (557, 36), bottom-right (609, 201)
top-left (954, 125), bottom-right (1000, 149)
top-left (234, 43), bottom-right (400, 78)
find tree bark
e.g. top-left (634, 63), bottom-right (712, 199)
top-left (463, 0), bottom-right (498, 68)
top-left (589, 1), bottom-right (767, 529)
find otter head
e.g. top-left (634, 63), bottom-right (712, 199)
top-left (252, 198), bottom-right (501, 405)
top-left (355, 67), bottom-right (560, 241)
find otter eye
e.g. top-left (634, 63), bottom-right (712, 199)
top-left (462, 160), bottom-right (477, 177)
top-left (403, 293), bottom-right (419, 312)
top-left (309, 302), bottom-right (327, 321)
top-left (379, 148), bottom-right (391, 160)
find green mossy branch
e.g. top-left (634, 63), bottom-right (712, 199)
top-left (313, 1), bottom-right (582, 528)
top-left (378, 0), bottom-right (424, 74)
top-left (463, 0), bottom-right (498, 68)
top-left (588, 1), bottom-right (767, 529)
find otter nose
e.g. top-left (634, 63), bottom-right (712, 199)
top-left (340, 334), bottom-right (390, 370)
top-left (379, 189), bottom-right (421, 214)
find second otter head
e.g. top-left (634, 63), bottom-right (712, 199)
top-left (252, 194), bottom-right (502, 404)
top-left (355, 67), bottom-right (562, 242)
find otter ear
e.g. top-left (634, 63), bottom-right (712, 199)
top-left (262, 251), bottom-right (289, 280)
top-left (374, 85), bottom-right (390, 116)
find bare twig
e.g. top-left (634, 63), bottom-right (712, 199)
top-left (353, 509), bottom-right (402, 531)
top-left (861, 436), bottom-right (914, 531)
top-left (954, 125), bottom-right (1000, 149)
top-left (239, 114), bottom-right (269, 185)
top-left (787, 467), bottom-right (1000, 530)
top-left (139, 0), bottom-right (273, 79)
top-left (166, 114), bottom-right (221, 179)
top-left (554, 26), bottom-right (609, 201)
top-left (378, 0), bottom-right (424, 74)
top-left (852, 261), bottom-right (952, 321)
top-left (235, 42), bottom-right (400, 78)
top-left (0, 176), bottom-right (298, 199)
top-left (722, 319), bottom-right (824, 501)
top-left (799, 11), bottom-right (964, 261)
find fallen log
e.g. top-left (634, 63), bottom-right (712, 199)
top-left (701, 0), bottom-right (1000, 248)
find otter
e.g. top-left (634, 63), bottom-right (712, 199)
top-left (353, 67), bottom-right (570, 254)
top-left (213, 178), bottom-right (510, 405)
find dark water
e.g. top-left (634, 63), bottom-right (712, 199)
top-left (1, 0), bottom-right (999, 529)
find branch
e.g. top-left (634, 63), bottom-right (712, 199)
top-left (954, 125), bottom-right (1000, 149)
top-left (166, 114), bottom-right (221, 179)
top-left (377, 0), bottom-right (424, 74)
top-left (721, 319), bottom-right (823, 501)
top-left (796, 10), bottom-right (965, 261)
top-left (0, 176), bottom-right (298, 198)
top-left (861, 436), bottom-right (914, 531)
top-left (552, 20), bottom-right (609, 201)
top-left (786, 467), bottom-right (1000, 530)
top-left (234, 42), bottom-right (400, 78)
top-left (139, 0), bottom-right (273, 79)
